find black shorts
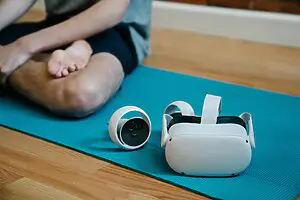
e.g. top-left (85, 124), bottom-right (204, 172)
top-left (0, 16), bottom-right (138, 75)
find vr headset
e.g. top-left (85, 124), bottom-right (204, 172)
top-left (161, 94), bottom-right (255, 177)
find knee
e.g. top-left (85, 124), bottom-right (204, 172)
top-left (49, 53), bottom-right (125, 118)
top-left (52, 81), bottom-right (106, 118)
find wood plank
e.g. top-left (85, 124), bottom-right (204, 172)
top-left (0, 129), bottom-right (208, 200)
top-left (18, 10), bottom-right (45, 22)
top-left (0, 168), bottom-right (22, 188)
top-left (0, 178), bottom-right (82, 200)
top-left (98, 164), bottom-right (209, 200)
top-left (0, 127), bottom-right (108, 172)
top-left (144, 28), bottom-right (300, 96)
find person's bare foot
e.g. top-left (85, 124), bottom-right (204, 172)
top-left (48, 40), bottom-right (93, 78)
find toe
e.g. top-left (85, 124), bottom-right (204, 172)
top-left (68, 64), bottom-right (76, 72)
top-left (48, 50), bottom-right (65, 76)
top-left (75, 58), bottom-right (87, 70)
top-left (56, 71), bottom-right (62, 78)
top-left (65, 41), bottom-right (92, 71)
top-left (74, 64), bottom-right (79, 71)
top-left (48, 59), bottom-right (60, 75)
top-left (62, 68), bottom-right (69, 77)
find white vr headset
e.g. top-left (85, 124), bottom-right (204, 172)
top-left (108, 94), bottom-right (255, 177)
top-left (161, 94), bottom-right (255, 177)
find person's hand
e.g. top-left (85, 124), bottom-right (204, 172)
top-left (0, 40), bottom-right (32, 86)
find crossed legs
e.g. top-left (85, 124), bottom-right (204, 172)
top-left (0, 21), bottom-right (133, 117)
top-left (7, 50), bottom-right (124, 117)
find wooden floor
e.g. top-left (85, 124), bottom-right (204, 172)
top-left (1, 10), bottom-right (300, 200)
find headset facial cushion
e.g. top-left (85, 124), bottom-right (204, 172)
top-left (168, 113), bottom-right (246, 130)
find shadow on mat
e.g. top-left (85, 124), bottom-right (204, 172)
top-left (80, 136), bottom-right (127, 152)
top-left (132, 147), bottom-right (175, 175)
top-left (80, 130), bottom-right (175, 175)
top-left (1, 89), bottom-right (80, 120)
top-left (1, 88), bottom-right (107, 121)
top-left (131, 130), bottom-right (175, 175)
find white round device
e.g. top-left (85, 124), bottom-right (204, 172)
top-left (161, 94), bottom-right (256, 177)
top-left (108, 106), bottom-right (151, 150)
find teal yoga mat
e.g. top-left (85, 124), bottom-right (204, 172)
top-left (0, 66), bottom-right (299, 200)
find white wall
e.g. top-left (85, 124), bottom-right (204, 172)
top-left (152, 1), bottom-right (300, 48)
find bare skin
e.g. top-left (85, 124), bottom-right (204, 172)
top-left (0, 0), bottom-right (130, 117)
top-left (8, 49), bottom-right (125, 117)
top-left (0, 0), bottom-right (130, 83)
top-left (48, 40), bottom-right (93, 78)
top-left (1, 40), bottom-right (124, 117)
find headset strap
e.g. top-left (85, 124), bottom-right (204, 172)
top-left (161, 101), bottom-right (194, 147)
top-left (201, 94), bottom-right (222, 124)
top-left (240, 112), bottom-right (256, 148)
top-left (164, 101), bottom-right (195, 116)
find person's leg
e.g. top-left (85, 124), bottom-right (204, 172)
top-left (2, 19), bottom-right (137, 117)
top-left (6, 25), bottom-right (137, 118)
top-left (0, 19), bottom-right (90, 78)
top-left (8, 52), bottom-right (124, 117)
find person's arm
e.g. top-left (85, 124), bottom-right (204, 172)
top-left (0, 0), bottom-right (37, 31)
top-left (21, 0), bottom-right (130, 54)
